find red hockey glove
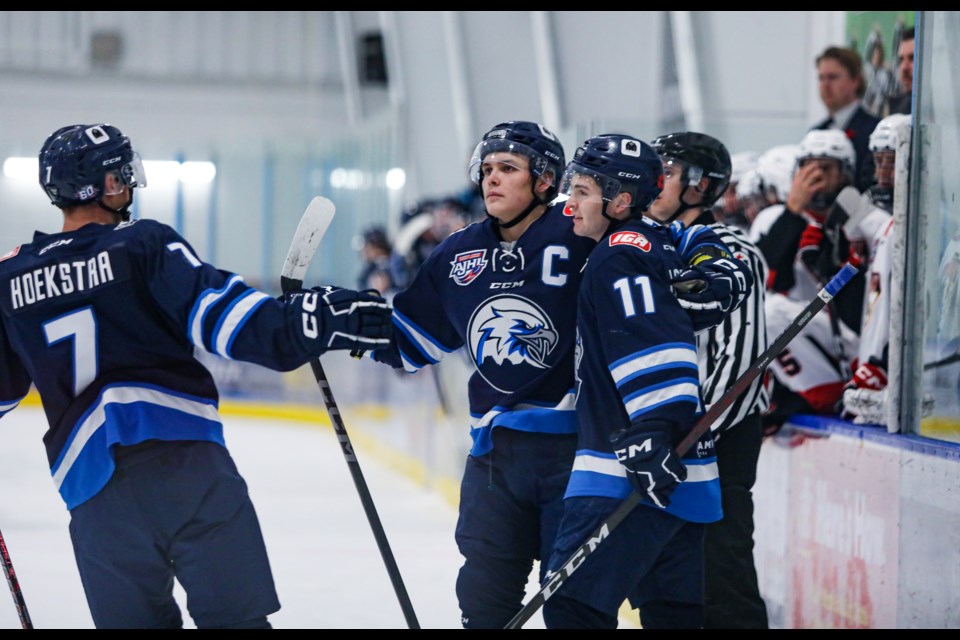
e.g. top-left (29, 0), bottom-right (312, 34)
top-left (848, 361), bottom-right (888, 391)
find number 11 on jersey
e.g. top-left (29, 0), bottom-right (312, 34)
top-left (613, 275), bottom-right (655, 317)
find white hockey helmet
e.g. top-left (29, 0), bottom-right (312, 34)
top-left (736, 168), bottom-right (763, 200)
top-left (796, 130), bottom-right (856, 177)
top-left (730, 151), bottom-right (760, 185)
top-left (869, 113), bottom-right (911, 153)
top-left (757, 143), bottom-right (800, 202)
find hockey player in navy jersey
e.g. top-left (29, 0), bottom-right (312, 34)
top-left (367, 121), bottom-right (592, 628)
top-left (542, 134), bottom-right (751, 629)
top-left (366, 121), bottom-right (751, 628)
top-left (0, 124), bottom-right (392, 628)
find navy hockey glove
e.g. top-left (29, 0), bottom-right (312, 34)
top-left (288, 286), bottom-right (393, 352)
top-left (610, 424), bottom-right (687, 508)
top-left (672, 255), bottom-right (752, 332)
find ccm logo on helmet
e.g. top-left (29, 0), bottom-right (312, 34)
top-left (608, 231), bottom-right (651, 251)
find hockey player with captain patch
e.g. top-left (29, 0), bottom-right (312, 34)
top-left (363, 121), bottom-right (752, 628)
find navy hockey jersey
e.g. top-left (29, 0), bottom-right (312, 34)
top-left (372, 203), bottom-right (595, 456)
top-left (0, 219), bottom-right (335, 509)
top-left (566, 218), bottom-right (722, 524)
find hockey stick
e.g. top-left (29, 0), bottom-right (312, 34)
top-left (924, 351), bottom-right (960, 371)
top-left (504, 262), bottom-right (860, 629)
top-left (0, 528), bottom-right (32, 629)
top-left (281, 197), bottom-right (421, 630)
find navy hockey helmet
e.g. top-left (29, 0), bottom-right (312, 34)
top-left (38, 123), bottom-right (146, 209)
top-left (560, 134), bottom-right (663, 216)
top-left (468, 121), bottom-right (566, 202)
top-left (650, 131), bottom-right (732, 208)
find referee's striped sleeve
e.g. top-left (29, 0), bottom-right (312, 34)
top-left (697, 223), bottom-right (770, 433)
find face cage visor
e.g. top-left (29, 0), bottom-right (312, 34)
top-left (103, 152), bottom-right (147, 197)
top-left (559, 163), bottom-right (624, 202)
top-left (468, 139), bottom-right (549, 185)
top-left (661, 156), bottom-right (704, 188)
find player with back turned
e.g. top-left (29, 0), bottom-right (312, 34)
top-left (0, 123), bottom-right (392, 628)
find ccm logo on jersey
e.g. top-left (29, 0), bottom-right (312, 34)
top-left (39, 238), bottom-right (74, 255)
top-left (608, 231), bottom-right (651, 251)
top-left (449, 249), bottom-right (488, 286)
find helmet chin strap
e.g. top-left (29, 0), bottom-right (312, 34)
top-left (488, 197), bottom-right (542, 231)
top-left (600, 201), bottom-right (626, 236)
top-left (485, 179), bottom-right (548, 233)
top-left (661, 183), bottom-right (705, 224)
top-left (97, 191), bottom-right (133, 222)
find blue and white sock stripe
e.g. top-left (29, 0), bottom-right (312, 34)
top-left (51, 384), bottom-right (221, 490)
top-left (188, 275), bottom-right (245, 350)
top-left (211, 289), bottom-right (271, 359)
top-left (623, 377), bottom-right (700, 420)
top-left (610, 343), bottom-right (698, 388)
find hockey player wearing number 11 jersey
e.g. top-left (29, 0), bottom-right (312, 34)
top-left (542, 134), bottom-right (753, 629)
top-left (367, 122), bottom-right (751, 629)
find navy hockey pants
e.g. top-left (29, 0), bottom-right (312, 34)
top-left (68, 440), bottom-right (280, 629)
top-left (455, 428), bottom-right (577, 629)
top-left (543, 496), bottom-right (705, 629)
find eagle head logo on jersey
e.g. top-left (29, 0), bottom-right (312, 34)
top-left (467, 295), bottom-right (559, 392)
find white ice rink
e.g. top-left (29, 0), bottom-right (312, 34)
top-left (0, 406), bottom-right (549, 629)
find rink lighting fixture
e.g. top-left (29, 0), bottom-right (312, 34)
top-left (3, 157), bottom-right (216, 185)
top-left (386, 167), bottom-right (406, 190)
top-left (329, 167), bottom-right (405, 191)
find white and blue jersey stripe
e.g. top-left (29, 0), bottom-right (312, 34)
top-left (0, 219), bottom-right (344, 509)
top-left (567, 218), bottom-right (723, 524)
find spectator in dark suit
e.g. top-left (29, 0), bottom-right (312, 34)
top-left (882, 26), bottom-right (914, 116)
top-left (810, 46), bottom-right (881, 192)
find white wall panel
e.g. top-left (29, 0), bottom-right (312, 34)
top-left (0, 10), bottom-right (849, 286)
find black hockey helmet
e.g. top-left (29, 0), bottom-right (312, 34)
top-left (650, 131), bottom-right (732, 208)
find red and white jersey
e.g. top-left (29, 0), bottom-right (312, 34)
top-left (749, 203), bottom-right (820, 303)
top-left (765, 292), bottom-right (859, 413)
top-left (858, 217), bottom-right (894, 368)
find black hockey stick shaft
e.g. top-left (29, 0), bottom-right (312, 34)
top-left (504, 262), bottom-right (859, 629)
top-left (280, 198), bottom-right (420, 629)
top-left (301, 354), bottom-right (421, 629)
top-left (924, 351), bottom-right (960, 371)
top-left (0, 528), bottom-right (32, 629)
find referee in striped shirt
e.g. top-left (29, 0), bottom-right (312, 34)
top-left (650, 132), bottom-right (770, 629)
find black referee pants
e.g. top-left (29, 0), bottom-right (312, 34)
top-left (703, 412), bottom-right (769, 628)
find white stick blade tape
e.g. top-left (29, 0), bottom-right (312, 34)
top-left (281, 196), bottom-right (336, 281)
